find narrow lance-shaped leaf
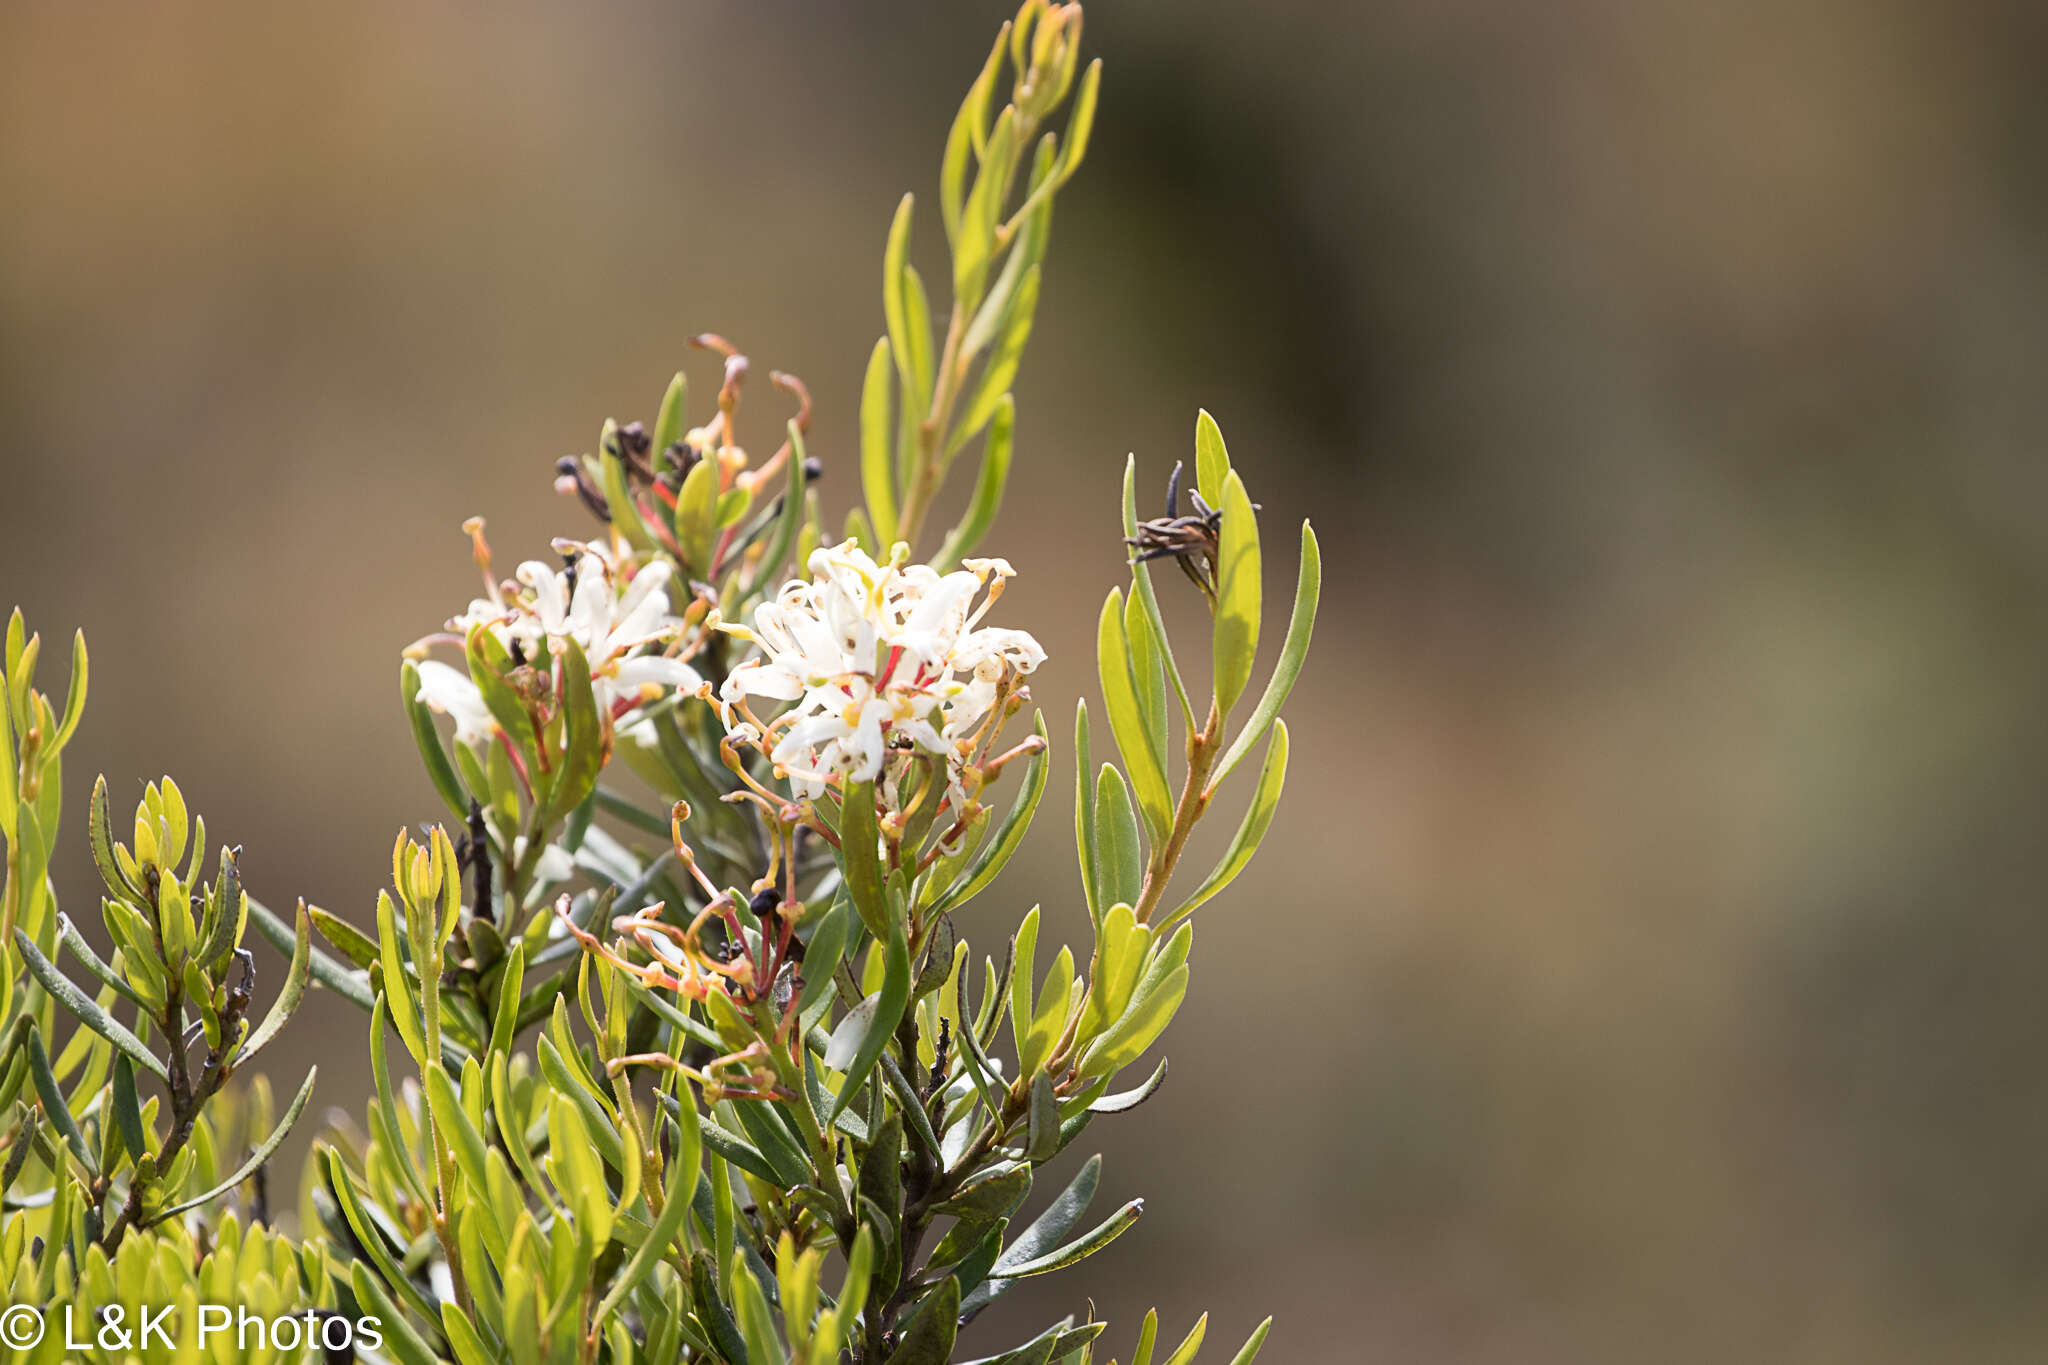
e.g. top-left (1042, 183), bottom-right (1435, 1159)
top-left (989, 1197), bottom-right (1144, 1279)
top-left (547, 637), bottom-right (605, 822)
top-left (400, 660), bottom-right (470, 821)
top-left (1213, 521), bottom-right (1319, 786)
top-left (1167, 720), bottom-right (1289, 926)
top-left (883, 1276), bottom-right (961, 1365)
top-left (1097, 589), bottom-right (1173, 839)
top-left (953, 266), bottom-right (1040, 453)
top-left (1095, 766), bottom-right (1143, 912)
top-left (56, 912), bottom-right (143, 1009)
top-left (25, 1026), bottom-right (92, 1174)
top-left (238, 898), bottom-right (313, 1063)
top-left (828, 911), bottom-right (911, 1123)
top-left (14, 929), bottom-right (167, 1082)
top-left (1194, 409), bottom-right (1231, 509)
top-left (840, 780), bottom-right (891, 939)
top-left (247, 894), bottom-right (376, 1014)
top-left (652, 370), bottom-right (688, 455)
top-left (861, 336), bottom-right (900, 547)
top-left (1075, 699), bottom-right (1100, 923)
top-left (148, 1067), bottom-right (317, 1224)
top-left (883, 194), bottom-right (928, 416)
top-left (1229, 1319), bottom-right (1275, 1365)
top-left (48, 629), bottom-right (87, 755)
top-left (1211, 469), bottom-right (1263, 721)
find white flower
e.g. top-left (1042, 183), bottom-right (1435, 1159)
top-left (420, 538), bottom-right (705, 748)
top-left (718, 541), bottom-right (1044, 801)
top-left (511, 835), bottom-right (576, 887)
top-left (413, 659), bottom-right (495, 747)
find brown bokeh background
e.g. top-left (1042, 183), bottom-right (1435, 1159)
top-left (7, 2), bottom-right (2048, 1361)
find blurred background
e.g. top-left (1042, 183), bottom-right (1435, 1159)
top-left (6, 1), bottom-right (2048, 1360)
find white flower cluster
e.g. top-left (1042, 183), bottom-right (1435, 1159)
top-left (718, 541), bottom-right (1045, 804)
top-left (414, 539), bottom-right (703, 749)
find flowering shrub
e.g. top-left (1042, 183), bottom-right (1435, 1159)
top-left (0, 4), bottom-right (1319, 1362)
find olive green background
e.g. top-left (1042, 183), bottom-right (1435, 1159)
top-left (5, 2), bottom-right (2048, 1360)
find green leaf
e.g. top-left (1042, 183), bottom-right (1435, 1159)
top-left (674, 455), bottom-right (719, 577)
top-left (861, 337), bottom-right (900, 548)
top-left (883, 194), bottom-right (929, 417)
top-left (440, 1307), bottom-right (496, 1365)
top-left (401, 660), bottom-right (470, 821)
top-left (1080, 962), bottom-right (1189, 1080)
top-left (1160, 1315), bottom-right (1209, 1365)
top-left (465, 625), bottom-right (538, 759)
top-left (489, 940), bottom-right (525, 1057)
top-left (1213, 521), bottom-right (1319, 786)
top-left (1076, 902), bottom-right (1148, 1043)
top-left (839, 781), bottom-right (891, 939)
top-left (988, 1197), bottom-right (1143, 1279)
top-left (838, 1224), bottom-right (876, 1330)
top-left (795, 899), bottom-right (850, 1017)
top-left (547, 636), bottom-right (605, 822)
top-left (55, 912), bottom-right (142, 1009)
top-left (347, 1262), bottom-right (441, 1365)
top-left (247, 894), bottom-right (376, 1014)
top-left (1090, 1057), bottom-right (1169, 1114)
top-left (936, 1164), bottom-right (1032, 1222)
top-left (691, 1250), bottom-right (752, 1365)
top-left (1026, 1072), bottom-right (1060, 1162)
top-left (883, 1276), bottom-right (960, 1365)
top-left (942, 27), bottom-right (1007, 244)
top-left (25, 1027), bottom-right (92, 1175)
top-left (424, 1066), bottom-right (492, 1204)
top-left (110, 1056), bottom-right (147, 1162)
top-left (1212, 469), bottom-right (1263, 720)
top-left (48, 629), bottom-right (87, 754)
top-left (596, 1091), bottom-right (698, 1324)
top-left (859, 1111), bottom-right (904, 1224)
top-left (731, 1251), bottom-right (783, 1365)
top-left (1126, 588), bottom-right (1169, 766)
top-left (1007, 905), bottom-right (1039, 1063)
top-left (1097, 590), bottom-right (1172, 840)
top-left (1074, 700), bottom-right (1099, 924)
top-left (1168, 721), bottom-right (1289, 925)
top-left (14, 929), bottom-right (167, 1083)
top-left (239, 898), bottom-right (313, 1063)
top-left (88, 776), bottom-right (144, 905)
top-left (933, 394), bottom-right (1015, 573)
top-left (149, 1067), bottom-right (315, 1224)
top-left (1194, 409), bottom-right (1230, 511)
top-left (1054, 60), bottom-right (1102, 187)
top-left (374, 890), bottom-right (425, 1067)
top-left (1095, 767), bottom-right (1143, 912)
top-left (599, 420), bottom-right (660, 554)
top-left (653, 370), bottom-right (688, 455)
top-left (827, 912), bottom-right (911, 1124)
top-left (954, 267), bottom-right (1039, 453)
top-left (1228, 1318), bottom-right (1274, 1365)
top-left (955, 107), bottom-right (1017, 311)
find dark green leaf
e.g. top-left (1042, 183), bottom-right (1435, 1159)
top-left (15, 929), bottom-right (166, 1083)
top-left (401, 659), bottom-right (470, 821)
top-left (882, 1276), bottom-right (960, 1365)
